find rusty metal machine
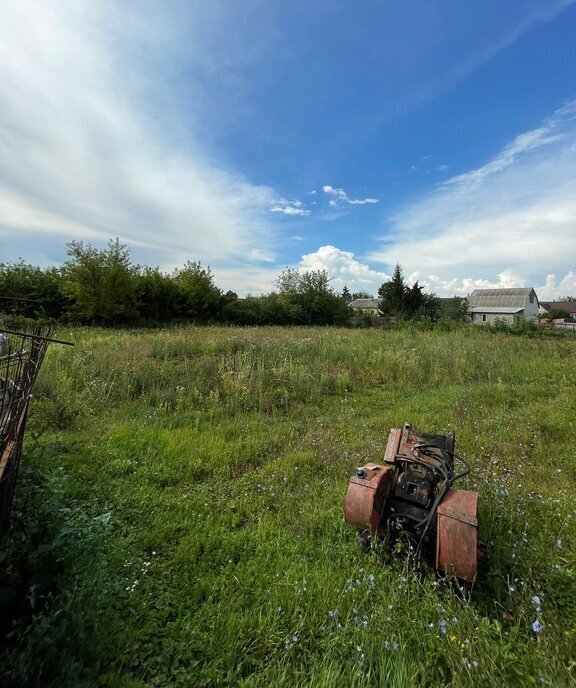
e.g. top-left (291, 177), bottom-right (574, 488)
top-left (344, 423), bottom-right (479, 582)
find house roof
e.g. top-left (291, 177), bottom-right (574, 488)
top-left (437, 296), bottom-right (467, 302)
top-left (348, 298), bottom-right (382, 310)
top-left (540, 301), bottom-right (576, 314)
top-left (470, 306), bottom-right (524, 314)
top-left (469, 288), bottom-right (537, 309)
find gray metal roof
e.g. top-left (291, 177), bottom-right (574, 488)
top-left (469, 288), bottom-right (537, 309)
top-left (349, 298), bottom-right (382, 309)
top-left (470, 306), bottom-right (524, 314)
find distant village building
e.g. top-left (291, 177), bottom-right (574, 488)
top-left (348, 298), bottom-right (382, 316)
top-left (539, 301), bottom-right (576, 317)
top-left (469, 288), bottom-right (539, 325)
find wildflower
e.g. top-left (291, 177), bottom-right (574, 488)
top-left (439, 619), bottom-right (447, 635)
top-left (471, 660), bottom-right (478, 669)
top-left (291, 635), bottom-right (298, 644)
top-left (532, 620), bottom-right (543, 634)
top-left (539, 677), bottom-right (550, 685)
top-left (328, 609), bottom-right (338, 618)
top-left (556, 539), bottom-right (563, 550)
top-left (531, 595), bottom-right (541, 611)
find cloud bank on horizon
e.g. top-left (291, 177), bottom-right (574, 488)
top-left (1, 1), bottom-right (576, 299)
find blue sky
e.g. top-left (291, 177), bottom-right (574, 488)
top-left (1, 0), bottom-right (576, 297)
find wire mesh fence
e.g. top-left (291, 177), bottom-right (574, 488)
top-left (0, 325), bottom-right (56, 535)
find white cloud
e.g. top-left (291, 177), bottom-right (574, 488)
top-left (269, 199), bottom-right (311, 216)
top-left (434, 164), bottom-right (450, 172)
top-left (299, 246), bottom-right (389, 295)
top-left (322, 185), bottom-right (379, 208)
top-left (0, 1), bottom-right (278, 266)
top-left (369, 100), bottom-right (576, 298)
top-left (247, 248), bottom-right (275, 262)
top-left (539, 271), bottom-right (576, 300)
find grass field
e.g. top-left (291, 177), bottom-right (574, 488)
top-left (1, 324), bottom-right (575, 687)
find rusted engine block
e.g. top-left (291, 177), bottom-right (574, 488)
top-left (344, 423), bottom-right (478, 582)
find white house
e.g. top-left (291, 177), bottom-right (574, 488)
top-left (469, 288), bottom-right (539, 325)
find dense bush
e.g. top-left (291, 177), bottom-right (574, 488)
top-left (0, 241), bottom-right (350, 327)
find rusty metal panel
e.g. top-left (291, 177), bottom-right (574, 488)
top-left (436, 488), bottom-right (479, 583)
top-left (383, 428), bottom-right (402, 463)
top-left (344, 464), bottom-right (392, 535)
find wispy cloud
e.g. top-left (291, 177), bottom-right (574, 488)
top-left (270, 199), bottom-right (311, 216)
top-left (369, 100), bottom-right (576, 297)
top-left (322, 185), bottom-right (379, 208)
top-left (0, 1), bottom-right (278, 267)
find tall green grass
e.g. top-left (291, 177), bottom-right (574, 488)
top-left (1, 325), bottom-right (575, 686)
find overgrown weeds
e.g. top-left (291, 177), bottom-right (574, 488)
top-left (1, 326), bottom-right (575, 686)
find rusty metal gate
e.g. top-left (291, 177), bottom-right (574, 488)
top-left (0, 325), bottom-right (56, 535)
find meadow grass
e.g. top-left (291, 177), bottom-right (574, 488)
top-left (1, 325), bottom-right (575, 687)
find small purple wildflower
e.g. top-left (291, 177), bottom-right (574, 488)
top-left (531, 595), bottom-right (541, 611)
top-left (439, 619), bottom-right (447, 635)
top-left (532, 619), bottom-right (543, 634)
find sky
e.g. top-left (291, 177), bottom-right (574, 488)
top-left (1, 0), bottom-right (576, 298)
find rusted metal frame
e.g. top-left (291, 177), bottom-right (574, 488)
top-left (0, 327), bottom-right (72, 347)
top-left (0, 329), bottom-right (53, 535)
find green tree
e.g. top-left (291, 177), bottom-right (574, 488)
top-left (0, 261), bottom-right (69, 320)
top-left (351, 290), bottom-right (373, 300)
top-left (378, 264), bottom-right (407, 316)
top-left (172, 261), bottom-right (222, 321)
top-left (435, 297), bottom-right (469, 322)
top-left (341, 285), bottom-right (352, 302)
top-left (134, 266), bottom-right (181, 323)
top-left (378, 264), bottom-right (436, 320)
top-left (545, 309), bottom-right (570, 320)
top-left (62, 239), bottom-right (138, 323)
top-left (276, 268), bottom-right (349, 325)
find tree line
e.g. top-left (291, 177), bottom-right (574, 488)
top-left (0, 239), bottom-right (466, 326)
